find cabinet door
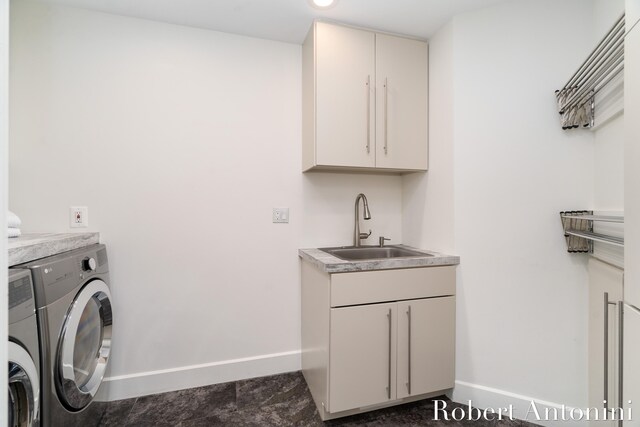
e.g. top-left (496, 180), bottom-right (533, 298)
top-left (375, 34), bottom-right (428, 170)
top-left (588, 259), bottom-right (623, 424)
top-left (329, 303), bottom-right (396, 413)
top-left (624, 305), bottom-right (640, 426)
top-left (397, 297), bottom-right (455, 399)
top-left (315, 22), bottom-right (375, 168)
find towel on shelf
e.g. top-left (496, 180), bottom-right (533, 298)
top-left (8, 227), bottom-right (21, 238)
top-left (7, 211), bottom-right (22, 228)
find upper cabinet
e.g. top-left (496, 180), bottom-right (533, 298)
top-left (302, 21), bottom-right (428, 173)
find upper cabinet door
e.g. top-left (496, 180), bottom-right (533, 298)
top-left (315, 22), bottom-right (375, 168)
top-left (375, 34), bottom-right (428, 170)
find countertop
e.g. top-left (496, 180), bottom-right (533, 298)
top-left (299, 245), bottom-right (459, 273)
top-left (8, 232), bottom-right (100, 266)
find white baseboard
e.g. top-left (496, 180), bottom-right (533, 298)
top-left (451, 381), bottom-right (590, 427)
top-left (95, 350), bottom-right (301, 401)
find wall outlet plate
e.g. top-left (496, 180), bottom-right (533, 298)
top-left (70, 206), bottom-right (88, 228)
top-left (272, 208), bottom-right (289, 223)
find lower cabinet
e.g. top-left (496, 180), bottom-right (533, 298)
top-left (396, 297), bottom-right (455, 399)
top-left (329, 297), bottom-right (454, 412)
top-left (301, 261), bottom-right (456, 420)
top-left (588, 258), bottom-right (623, 426)
top-left (623, 305), bottom-right (640, 426)
top-left (329, 302), bottom-right (397, 412)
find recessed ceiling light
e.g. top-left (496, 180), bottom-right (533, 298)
top-left (309, 0), bottom-right (338, 10)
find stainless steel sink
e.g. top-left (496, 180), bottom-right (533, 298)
top-left (320, 245), bottom-right (431, 261)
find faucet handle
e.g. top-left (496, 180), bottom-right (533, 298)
top-left (379, 236), bottom-right (391, 247)
top-left (359, 229), bottom-right (372, 240)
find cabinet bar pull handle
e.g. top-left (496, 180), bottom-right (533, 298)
top-left (366, 75), bottom-right (371, 154)
top-left (387, 308), bottom-right (392, 399)
top-left (618, 301), bottom-right (624, 427)
top-left (407, 305), bottom-right (412, 394)
top-left (604, 292), bottom-right (609, 410)
top-left (384, 77), bottom-right (388, 155)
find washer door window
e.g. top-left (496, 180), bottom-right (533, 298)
top-left (8, 341), bottom-right (40, 427)
top-left (57, 279), bottom-right (112, 410)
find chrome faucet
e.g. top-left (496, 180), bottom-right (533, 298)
top-left (353, 193), bottom-right (372, 247)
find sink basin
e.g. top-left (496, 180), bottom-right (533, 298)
top-left (320, 245), bottom-right (431, 261)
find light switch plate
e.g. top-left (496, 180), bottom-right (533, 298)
top-left (272, 208), bottom-right (289, 223)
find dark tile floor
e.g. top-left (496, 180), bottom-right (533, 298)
top-left (98, 371), bottom-right (539, 426)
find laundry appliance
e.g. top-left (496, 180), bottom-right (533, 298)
top-left (19, 244), bottom-right (113, 427)
top-left (8, 268), bottom-right (41, 427)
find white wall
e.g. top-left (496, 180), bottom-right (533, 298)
top-left (9, 1), bottom-right (403, 399)
top-left (403, 0), bottom-right (598, 419)
top-left (594, 114), bottom-right (624, 210)
top-left (591, 0), bottom-right (625, 266)
top-left (402, 21), bottom-right (454, 253)
top-left (592, 0), bottom-right (624, 208)
top-left (592, 112), bottom-right (624, 266)
top-left (591, 0), bottom-right (625, 131)
top-left (1, 0), bottom-right (9, 423)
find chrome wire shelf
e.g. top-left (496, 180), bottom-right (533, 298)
top-left (564, 230), bottom-right (624, 247)
top-left (555, 14), bottom-right (625, 130)
top-left (560, 211), bottom-right (624, 253)
top-left (560, 214), bottom-right (624, 223)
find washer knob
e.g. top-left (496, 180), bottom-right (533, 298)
top-left (82, 257), bottom-right (97, 271)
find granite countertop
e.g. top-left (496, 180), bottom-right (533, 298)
top-left (8, 232), bottom-right (100, 266)
top-left (299, 244), bottom-right (460, 273)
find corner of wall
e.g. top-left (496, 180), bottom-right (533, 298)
top-left (401, 19), bottom-right (455, 253)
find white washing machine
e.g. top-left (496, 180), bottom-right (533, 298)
top-left (8, 268), bottom-right (41, 427)
top-left (19, 244), bottom-right (113, 427)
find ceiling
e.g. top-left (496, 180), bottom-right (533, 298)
top-left (35, 0), bottom-right (510, 44)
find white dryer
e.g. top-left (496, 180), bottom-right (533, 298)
top-left (19, 244), bottom-right (113, 427)
top-left (8, 268), bottom-right (41, 427)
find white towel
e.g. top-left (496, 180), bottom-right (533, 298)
top-left (7, 211), bottom-right (22, 228)
top-left (8, 227), bottom-right (21, 238)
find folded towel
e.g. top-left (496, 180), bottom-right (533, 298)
top-left (7, 211), bottom-right (21, 228)
top-left (8, 227), bottom-right (21, 238)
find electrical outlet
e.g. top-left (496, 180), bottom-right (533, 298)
top-left (70, 206), bottom-right (88, 228)
top-left (272, 208), bottom-right (289, 223)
